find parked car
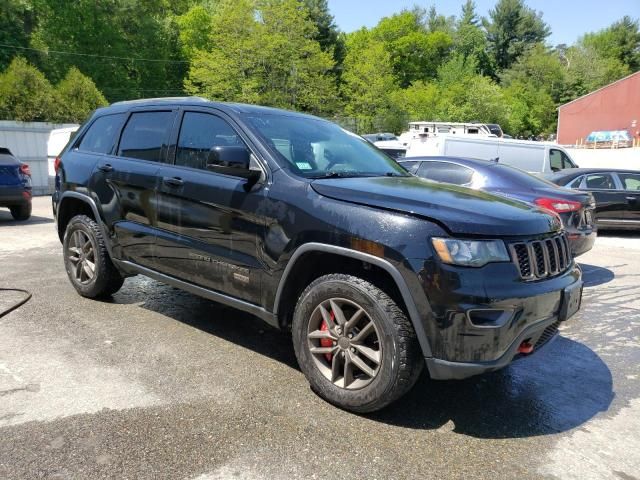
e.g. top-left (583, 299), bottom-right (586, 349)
top-left (547, 168), bottom-right (640, 230)
top-left (406, 135), bottom-right (579, 173)
top-left (53, 98), bottom-right (583, 413)
top-left (0, 147), bottom-right (32, 220)
top-left (362, 132), bottom-right (398, 143)
top-left (400, 157), bottom-right (596, 256)
top-left (362, 133), bottom-right (407, 159)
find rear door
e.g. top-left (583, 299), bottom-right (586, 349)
top-left (579, 172), bottom-right (627, 227)
top-left (615, 172), bottom-right (640, 224)
top-left (154, 109), bottom-right (268, 304)
top-left (90, 109), bottom-right (177, 268)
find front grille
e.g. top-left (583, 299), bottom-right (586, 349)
top-left (509, 233), bottom-right (572, 280)
top-left (535, 320), bottom-right (560, 349)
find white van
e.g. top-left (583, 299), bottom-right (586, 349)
top-left (47, 126), bottom-right (79, 190)
top-left (406, 135), bottom-right (579, 173)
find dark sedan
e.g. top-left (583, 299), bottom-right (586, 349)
top-left (0, 147), bottom-right (32, 220)
top-left (401, 156), bottom-right (597, 256)
top-left (546, 168), bottom-right (640, 230)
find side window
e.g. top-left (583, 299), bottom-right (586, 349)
top-left (549, 149), bottom-right (563, 172)
top-left (585, 173), bottom-right (616, 190)
top-left (618, 173), bottom-right (640, 191)
top-left (418, 162), bottom-right (474, 185)
top-left (550, 149), bottom-right (576, 171)
top-left (118, 111), bottom-right (174, 162)
top-left (175, 112), bottom-right (246, 170)
top-left (77, 113), bottom-right (126, 154)
top-left (401, 161), bottom-right (421, 174)
top-left (567, 176), bottom-right (583, 189)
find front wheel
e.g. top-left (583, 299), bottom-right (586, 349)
top-left (292, 274), bottom-right (423, 413)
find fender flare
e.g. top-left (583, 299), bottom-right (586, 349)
top-left (57, 191), bottom-right (115, 258)
top-left (273, 243), bottom-right (433, 358)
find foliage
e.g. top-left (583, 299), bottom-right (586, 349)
top-left (54, 67), bottom-right (108, 123)
top-left (0, 56), bottom-right (57, 121)
top-left (484, 0), bottom-right (550, 74)
top-left (184, 0), bottom-right (338, 115)
top-left (0, 0), bottom-right (637, 137)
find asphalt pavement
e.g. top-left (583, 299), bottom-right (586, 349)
top-left (0, 197), bottom-right (638, 480)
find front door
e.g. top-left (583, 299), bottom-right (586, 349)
top-left (154, 110), bottom-right (267, 304)
top-left (580, 172), bottom-right (628, 227)
top-left (616, 172), bottom-right (640, 224)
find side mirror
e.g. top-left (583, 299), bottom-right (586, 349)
top-left (207, 146), bottom-right (262, 187)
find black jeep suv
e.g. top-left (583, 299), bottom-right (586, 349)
top-left (53, 98), bottom-right (583, 412)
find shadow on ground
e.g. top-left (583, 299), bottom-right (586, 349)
top-left (0, 214), bottom-right (54, 225)
top-left (580, 262), bottom-right (616, 287)
top-left (109, 275), bottom-right (613, 440)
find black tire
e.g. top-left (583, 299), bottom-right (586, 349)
top-left (292, 274), bottom-right (423, 413)
top-left (63, 215), bottom-right (124, 298)
top-left (9, 203), bottom-right (31, 221)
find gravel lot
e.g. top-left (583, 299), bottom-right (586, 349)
top-left (0, 196), bottom-right (639, 480)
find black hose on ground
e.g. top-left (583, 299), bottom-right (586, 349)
top-left (0, 288), bottom-right (32, 318)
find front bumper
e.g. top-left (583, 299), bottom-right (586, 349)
top-left (411, 257), bottom-right (582, 380)
top-left (567, 227), bottom-right (596, 257)
top-left (426, 315), bottom-right (561, 379)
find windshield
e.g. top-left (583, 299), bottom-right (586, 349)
top-left (242, 114), bottom-right (409, 179)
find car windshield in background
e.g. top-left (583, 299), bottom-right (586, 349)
top-left (243, 115), bottom-right (409, 179)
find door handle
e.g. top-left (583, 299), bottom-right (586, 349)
top-left (627, 196), bottom-right (637, 202)
top-left (98, 164), bottom-right (113, 173)
top-left (163, 176), bottom-right (184, 187)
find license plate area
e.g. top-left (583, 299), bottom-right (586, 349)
top-left (559, 282), bottom-right (583, 321)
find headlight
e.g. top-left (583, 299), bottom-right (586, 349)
top-left (431, 238), bottom-right (510, 267)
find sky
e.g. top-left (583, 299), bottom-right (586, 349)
top-left (327, 0), bottom-right (639, 46)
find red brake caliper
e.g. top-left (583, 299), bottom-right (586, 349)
top-left (320, 312), bottom-right (335, 362)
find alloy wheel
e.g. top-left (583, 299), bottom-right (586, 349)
top-left (307, 298), bottom-right (382, 390)
top-left (67, 230), bottom-right (96, 285)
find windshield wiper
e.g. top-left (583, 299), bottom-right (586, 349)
top-left (310, 172), bottom-right (374, 179)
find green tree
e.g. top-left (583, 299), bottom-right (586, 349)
top-left (371, 11), bottom-right (453, 87)
top-left (54, 67), bottom-right (108, 123)
top-left (303, 0), bottom-right (345, 73)
top-left (483, 0), bottom-right (550, 74)
top-left (31, 1), bottom-right (186, 101)
top-left (185, 0), bottom-right (338, 115)
top-left (581, 16), bottom-right (640, 71)
top-left (454, 0), bottom-right (492, 75)
top-left (503, 80), bottom-right (556, 137)
top-left (500, 43), bottom-right (565, 102)
top-left (0, 56), bottom-right (56, 121)
top-left (0, 0), bottom-right (40, 70)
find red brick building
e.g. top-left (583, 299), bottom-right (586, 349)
top-left (557, 71), bottom-right (640, 145)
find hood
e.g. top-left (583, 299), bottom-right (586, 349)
top-left (311, 176), bottom-right (561, 237)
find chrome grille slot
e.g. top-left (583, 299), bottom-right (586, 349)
top-left (509, 233), bottom-right (572, 280)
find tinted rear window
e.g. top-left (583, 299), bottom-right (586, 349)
top-left (78, 113), bottom-right (126, 155)
top-left (118, 111), bottom-right (174, 162)
top-left (487, 164), bottom-right (559, 189)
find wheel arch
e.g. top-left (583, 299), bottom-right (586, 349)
top-left (273, 243), bottom-right (433, 358)
top-left (56, 192), bottom-right (105, 245)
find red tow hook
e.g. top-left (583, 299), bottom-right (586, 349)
top-left (518, 341), bottom-right (534, 354)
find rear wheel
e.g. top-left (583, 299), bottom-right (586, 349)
top-left (9, 203), bottom-right (31, 221)
top-left (63, 215), bottom-right (124, 298)
top-left (292, 274), bottom-right (423, 413)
